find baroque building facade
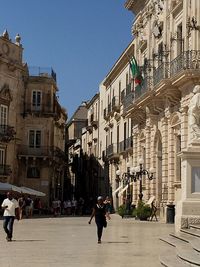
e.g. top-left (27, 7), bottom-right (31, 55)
top-left (74, 0), bottom-right (200, 225)
top-left (0, 30), bottom-right (67, 206)
top-left (122, 0), bottom-right (200, 222)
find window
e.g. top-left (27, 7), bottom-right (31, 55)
top-left (118, 81), bottom-right (121, 103)
top-left (29, 130), bottom-right (41, 148)
top-left (126, 73), bottom-right (129, 86)
top-left (0, 105), bottom-right (8, 126)
top-left (177, 23), bottom-right (183, 55)
top-left (27, 167), bottom-right (40, 178)
top-left (0, 149), bottom-right (5, 165)
top-left (32, 91), bottom-right (41, 110)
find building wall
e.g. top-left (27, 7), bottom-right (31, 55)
top-left (0, 31), bottom-right (67, 207)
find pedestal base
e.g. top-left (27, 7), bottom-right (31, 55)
top-left (175, 200), bottom-right (200, 231)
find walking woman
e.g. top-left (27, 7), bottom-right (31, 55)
top-left (88, 196), bottom-right (110, 243)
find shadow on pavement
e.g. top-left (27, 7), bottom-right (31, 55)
top-left (12, 239), bottom-right (45, 242)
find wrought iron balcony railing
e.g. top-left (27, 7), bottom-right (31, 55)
top-left (119, 137), bottom-right (133, 153)
top-left (126, 83), bottom-right (132, 95)
top-left (112, 96), bottom-right (120, 112)
top-left (28, 66), bottom-right (57, 82)
top-left (153, 62), bottom-right (169, 86)
top-left (0, 165), bottom-right (12, 176)
top-left (107, 103), bottom-right (112, 114)
top-left (25, 103), bottom-right (55, 114)
top-left (122, 92), bottom-right (134, 112)
top-left (18, 145), bottom-right (66, 160)
top-left (170, 50), bottom-right (200, 77)
top-left (0, 125), bottom-right (16, 142)
top-left (106, 144), bottom-right (119, 157)
top-left (135, 76), bottom-right (152, 100)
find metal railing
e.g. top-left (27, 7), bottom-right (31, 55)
top-left (18, 145), bottom-right (66, 159)
top-left (0, 165), bottom-right (11, 176)
top-left (122, 91), bottom-right (134, 112)
top-left (153, 62), bottom-right (169, 86)
top-left (170, 50), bottom-right (200, 77)
top-left (112, 96), bottom-right (120, 111)
top-left (0, 125), bottom-right (15, 142)
top-left (106, 144), bottom-right (119, 157)
top-left (119, 137), bottom-right (133, 153)
top-left (25, 103), bottom-right (55, 114)
top-left (28, 66), bottom-right (57, 82)
top-left (103, 108), bottom-right (107, 120)
top-left (135, 76), bottom-right (152, 100)
top-left (126, 83), bottom-right (132, 95)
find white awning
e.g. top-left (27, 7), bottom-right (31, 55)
top-left (112, 185), bottom-right (123, 196)
top-left (0, 182), bottom-right (22, 193)
top-left (118, 182), bottom-right (133, 197)
top-left (20, 186), bottom-right (46, 197)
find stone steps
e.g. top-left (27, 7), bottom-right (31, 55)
top-left (160, 225), bottom-right (200, 266)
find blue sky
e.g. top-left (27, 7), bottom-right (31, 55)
top-left (0, 0), bottom-right (133, 118)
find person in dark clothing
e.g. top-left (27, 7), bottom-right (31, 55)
top-left (88, 196), bottom-right (110, 243)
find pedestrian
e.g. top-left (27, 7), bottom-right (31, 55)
top-left (88, 196), bottom-right (110, 244)
top-left (25, 196), bottom-right (32, 218)
top-left (104, 196), bottom-right (112, 215)
top-left (71, 198), bottom-right (77, 216)
top-left (18, 195), bottom-right (25, 220)
top-left (1, 192), bottom-right (19, 242)
top-left (66, 200), bottom-right (72, 215)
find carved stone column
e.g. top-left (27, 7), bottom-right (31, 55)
top-left (161, 116), bottom-right (169, 205)
top-left (168, 120), bottom-right (175, 203)
top-left (145, 123), bottom-right (151, 200)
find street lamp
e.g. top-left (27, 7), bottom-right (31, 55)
top-left (116, 158), bottom-right (155, 207)
top-left (131, 158), bottom-right (155, 201)
top-left (116, 162), bottom-right (134, 215)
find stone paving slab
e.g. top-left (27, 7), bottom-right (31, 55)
top-left (0, 215), bottom-right (174, 267)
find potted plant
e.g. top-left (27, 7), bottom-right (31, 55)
top-left (117, 204), bottom-right (126, 218)
top-left (133, 201), bottom-right (152, 221)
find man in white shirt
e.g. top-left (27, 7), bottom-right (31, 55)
top-left (1, 192), bottom-right (19, 241)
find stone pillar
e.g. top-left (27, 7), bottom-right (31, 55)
top-left (168, 122), bottom-right (175, 203)
top-left (150, 125), bottom-right (156, 198)
top-left (145, 124), bottom-right (151, 200)
top-left (132, 126), bottom-right (139, 203)
top-left (161, 117), bottom-right (169, 205)
top-left (180, 106), bottom-right (188, 150)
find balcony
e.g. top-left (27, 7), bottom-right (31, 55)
top-left (119, 137), bottom-right (133, 153)
top-left (107, 103), bottom-right (112, 114)
top-left (112, 96), bottom-right (120, 113)
top-left (104, 108), bottom-right (109, 120)
top-left (126, 83), bottom-right (132, 95)
top-left (123, 92), bottom-right (134, 112)
top-left (18, 145), bottom-right (66, 161)
top-left (0, 125), bottom-right (16, 142)
top-left (90, 113), bottom-right (98, 128)
top-left (106, 144), bottom-right (119, 159)
top-left (0, 165), bottom-right (12, 176)
top-left (28, 66), bottom-right (56, 82)
top-left (153, 62), bottom-right (169, 86)
top-left (170, 50), bottom-right (200, 78)
top-left (25, 103), bottom-right (55, 115)
top-left (135, 76), bottom-right (152, 100)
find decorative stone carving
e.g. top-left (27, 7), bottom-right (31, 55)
top-left (15, 34), bottom-right (21, 46)
top-left (2, 29), bottom-right (9, 40)
top-left (0, 84), bottom-right (12, 101)
top-left (188, 85), bottom-right (200, 142)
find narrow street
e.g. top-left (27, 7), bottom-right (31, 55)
top-left (0, 215), bottom-right (173, 267)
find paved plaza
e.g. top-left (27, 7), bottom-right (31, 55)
top-left (0, 215), bottom-right (174, 267)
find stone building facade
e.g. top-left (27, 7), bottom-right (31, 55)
top-left (122, 0), bottom-right (200, 224)
top-left (74, 0), bottom-right (200, 226)
top-left (0, 30), bottom-right (67, 206)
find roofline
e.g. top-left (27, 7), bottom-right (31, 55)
top-left (103, 39), bottom-right (135, 87)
